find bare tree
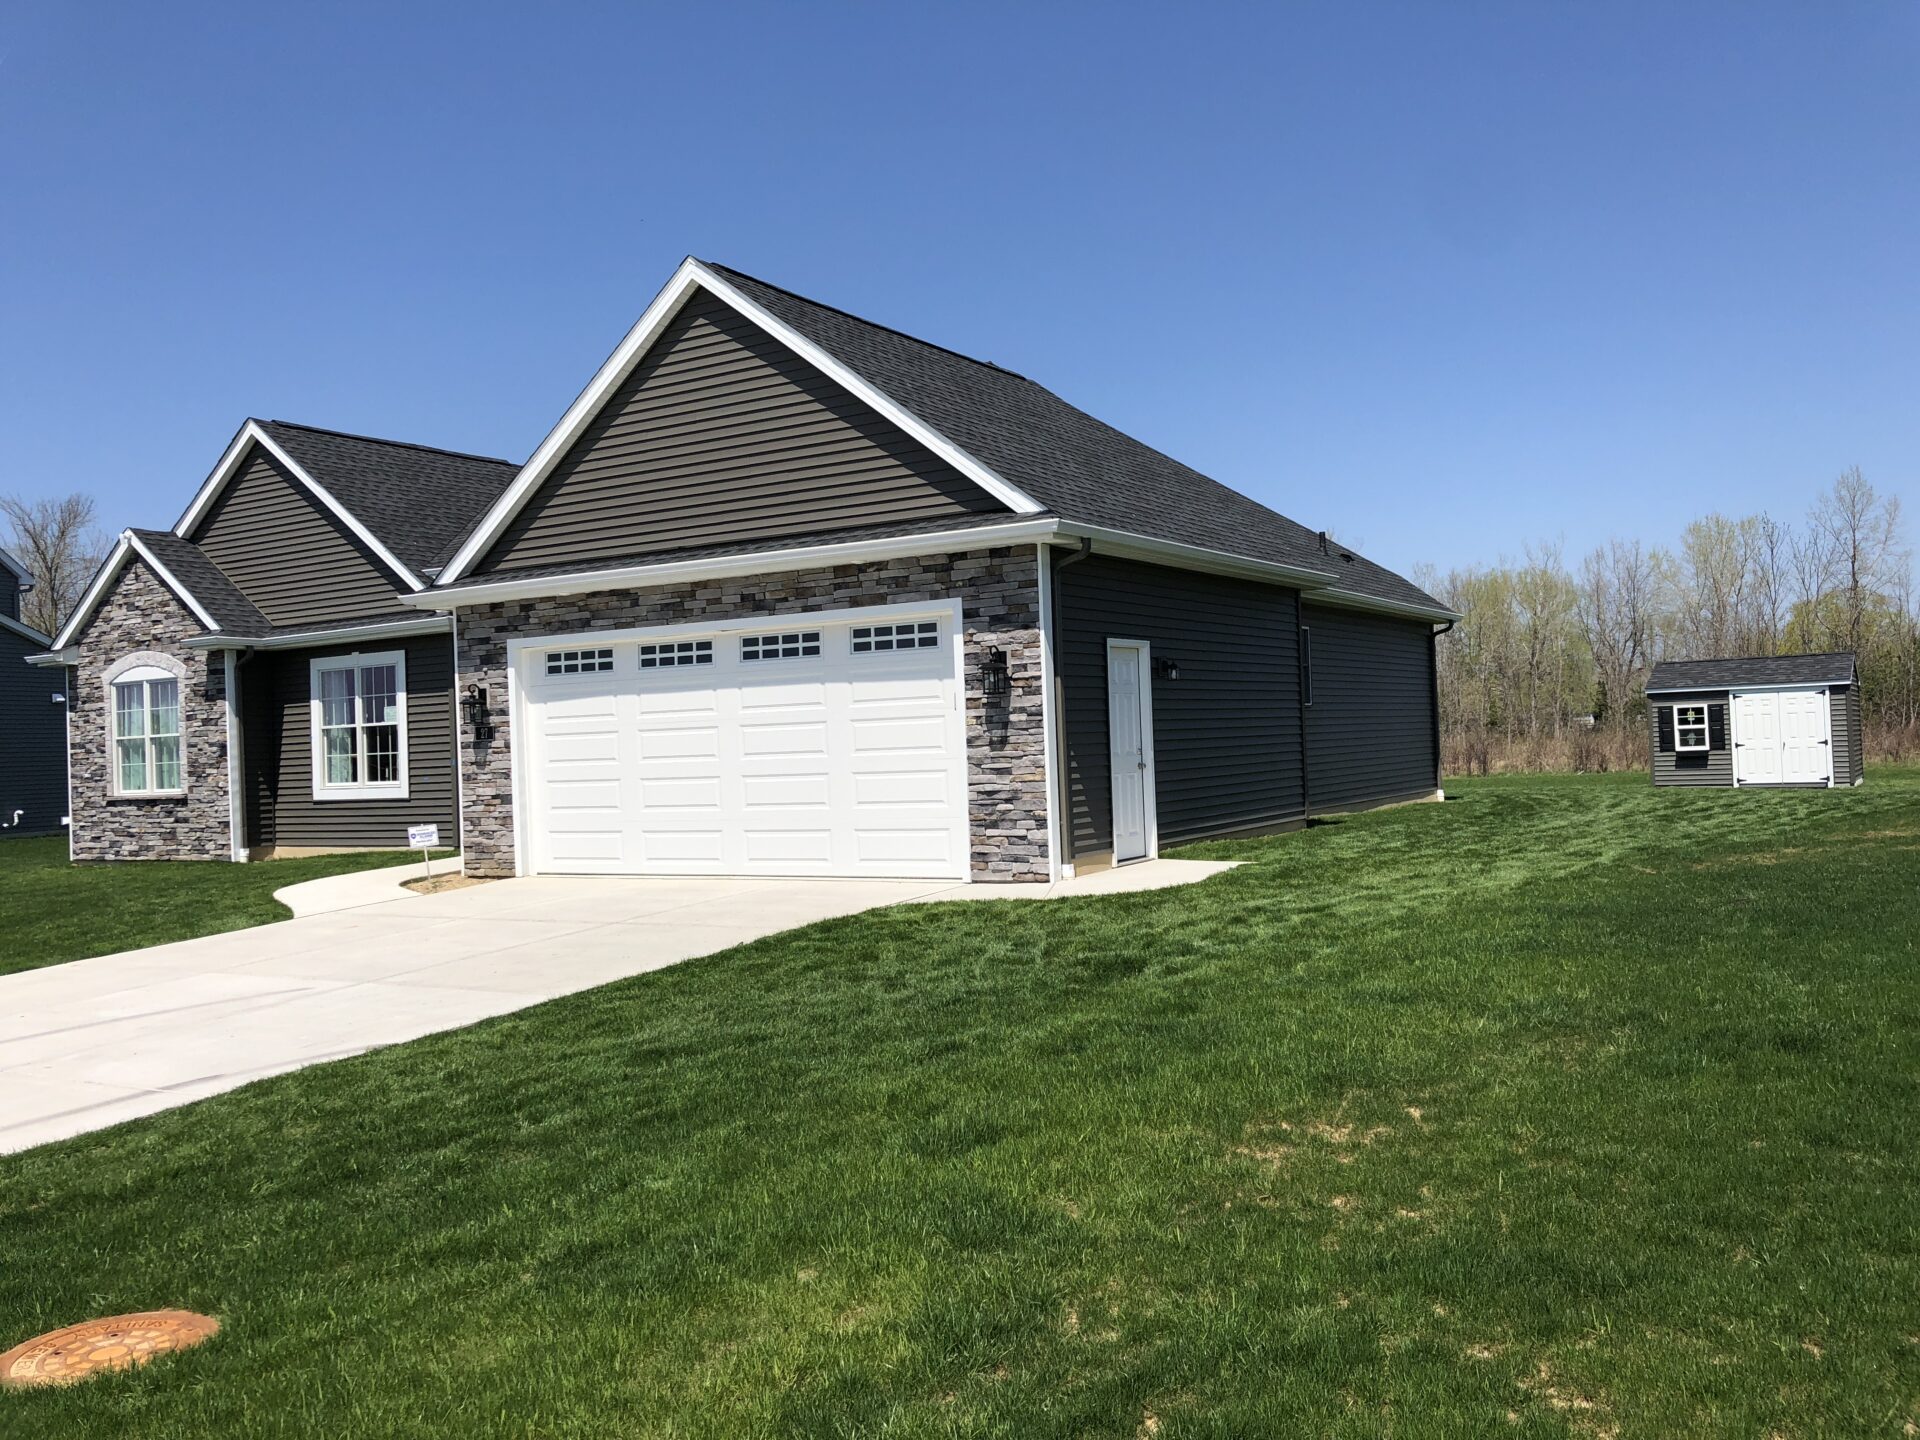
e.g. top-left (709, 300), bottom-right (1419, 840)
top-left (0, 492), bottom-right (106, 637)
top-left (1806, 467), bottom-right (1906, 655)
top-left (1576, 539), bottom-right (1659, 732)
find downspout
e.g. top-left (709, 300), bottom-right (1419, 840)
top-left (1430, 620), bottom-right (1454, 793)
top-left (227, 647), bottom-right (257, 860)
top-left (1050, 537), bottom-right (1093, 870)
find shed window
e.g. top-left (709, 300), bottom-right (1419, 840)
top-left (638, 640), bottom-right (712, 669)
top-left (112, 674), bottom-right (182, 794)
top-left (1674, 704), bottom-right (1709, 752)
top-left (546, 648), bottom-right (613, 675)
top-left (741, 631), bottom-right (820, 662)
top-left (851, 621), bottom-right (939, 654)
top-left (310, 650), bottom-right (408, 800)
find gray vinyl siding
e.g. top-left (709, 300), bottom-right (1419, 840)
top-left (0, 628), bottom-right (67, 835)
top-left (239, 634), bottom-right (456, 850)
top-left (1057, 553), bottom-right (1303, 853)
top-left (0, 575), bottom-right (19, 621)
top-left (1831, 685), bottom-right (1863, 784)
top-left (189, 446), bottom-right (410, 627)
top-left (1300, 603), bottom-right (1439, 811)
top-left (1650, 690), bottom-right (1733, 786)
top-left (475, 291), bottom-right (1003, 575)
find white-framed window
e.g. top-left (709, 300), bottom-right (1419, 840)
top-left (110, 668), bottom-right (183, 795)
top-left (741, 630), bottom-right (821, 662)
top-left (546, 647), bottom-right (613, 676)
top-left (639, 640), bottom-right (713, 669)
top-left (309, 650), bottom-right (409, 801)
top-left (1674, 704), bottom-right (1709, 752)
top-left (850, 620), bottom-right (940, 654)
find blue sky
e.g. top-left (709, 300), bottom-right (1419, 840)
top-left (3, 3), bottom-right (1915, 581)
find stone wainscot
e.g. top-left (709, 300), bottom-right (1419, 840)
top-left (454, 545), bottom-right (1048, 881)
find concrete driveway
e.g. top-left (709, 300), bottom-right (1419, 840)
top-left (0, 859), bottom-right (1233, 1154)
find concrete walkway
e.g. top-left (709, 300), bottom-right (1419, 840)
top-left (0, 859), bottom-right (1236, 1154)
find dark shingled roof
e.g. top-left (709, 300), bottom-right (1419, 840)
top-left (259, 421), bottom-right (521, 575)
top-left (700, 262), bottom-right (1447, 615)
top-left (129, 529), bottom-right (270, 633)
top-left (1647, 653), bottom-right (1857, 691)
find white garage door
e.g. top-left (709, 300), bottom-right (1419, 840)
top-left (519, 608), bottom-right (968, 878)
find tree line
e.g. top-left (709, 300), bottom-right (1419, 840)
top-left (1413, 469), bottom-right (1917, 773)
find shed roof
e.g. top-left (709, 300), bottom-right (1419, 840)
top-left (1646, 653), bottom-right (1856, 692)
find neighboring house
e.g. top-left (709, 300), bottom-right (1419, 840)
top-left (1646, 653), bottom-right (1863, 788)
top-left (39, 257), bottom-right (1457, 877)
top-left (1, 548), bottom-right (68, 836)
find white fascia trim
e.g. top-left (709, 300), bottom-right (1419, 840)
top-left (1650, 680), bottom-right (1848, 695)
top-left (504, 596), bottom-right (962, 661)
top-left (181, 614), bottom-right (451, 651)
top-left (126, 532), bottom-right (222, 633)
top-left (1064, 523), bottom-right (1338, 592)
top-left (438, 258), bottom-right (1042, 584)
top-left (1300, 584), bottom-right (1463, 624)
top-left (411, 519), bottom-right (1064, 608)
top-left (53, 531), bottom-right (224, 651)
top-left (174, 421), bottom-right (425, 592)
top-left (26, 647), bottom-right (78, 666)
top-left (0, 612), bottom-right (51, 646)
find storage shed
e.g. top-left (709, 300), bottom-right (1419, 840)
top-left (1646, 652), bottom-right (1861, 788)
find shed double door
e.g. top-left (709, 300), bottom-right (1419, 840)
top-left (1734, 689), bottom-right (1830, 786)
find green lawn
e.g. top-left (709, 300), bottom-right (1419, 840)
top-left (0, 835), bottom-right (452, 975)
top-left (2, 773), bottom-right (1916, 1436)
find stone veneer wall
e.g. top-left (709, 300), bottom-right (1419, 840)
top-left (454, 545), bottom-right (1047, 880)
top-left (68, 560), bottom-right (232, 860)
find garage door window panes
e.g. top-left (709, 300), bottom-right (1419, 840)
top-left (741, 631), bottom-right (821, 661)
top-left (1674, 705), bottom-right (1709, 752)
top-left (639, 640), bottom-right (712, 669)
top-left (310, 650), bottom-right (408, 800)
top-left (546, 648), bottom-right (613, 676)
top-left (851, 621), bottom-right (940, 654)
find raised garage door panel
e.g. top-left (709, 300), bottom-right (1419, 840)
top-left (522, 612), bottom-right (966, 878)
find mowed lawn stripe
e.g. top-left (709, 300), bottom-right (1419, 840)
top-left (1, 772), bottom-right (1915, 1436)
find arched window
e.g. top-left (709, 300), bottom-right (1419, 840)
top-left (104, 655), bottom-right (187, 796)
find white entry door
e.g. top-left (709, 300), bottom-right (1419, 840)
top-left (519, 608), bottom-right (968, 878)
top-left (1734, 690), bottom-right (1831, 786)
top-left (1777, 689), bottom-right (1832, 784)
top-left (1734, 692), bottom-right (1781, 785)
top-left (1106, 641), bottom-right (1155, 862)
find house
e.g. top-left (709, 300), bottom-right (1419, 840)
top-left (37, 258), bottom-right (1456, 879)
top-left (0, 548), bottom-right (68, 836)
top-left (1646, 653), bottom-right (1863, 788)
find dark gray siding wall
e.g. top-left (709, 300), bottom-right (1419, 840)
top-left (240, 633), bottom-right (456, 850)
top-left (1650, 690), bottom-right (1734, 786)
top-left (1832, 686), bottom-right (1863, 785)
top-left (476, 291), bottom-right (1003, 575)
top-left (0, 628), bottom-right (67, 835)
top-left (190, 447), bottom-right (409, 627)
top-left (0, 574), bottom-right (20, 621)
top-left (1058, 553), bottom-right (1303, 852)
top-left (1300, 603), bottom-right (1440, 811)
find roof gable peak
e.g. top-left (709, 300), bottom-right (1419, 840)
top-left (436, 257), bottom-right (1044, 583)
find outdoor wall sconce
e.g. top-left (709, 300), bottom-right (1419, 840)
top-left (980, 647), bottom-right (1011, 699)
top-left (1154, 656), bottom-right (1181, 682)
top-left (462, 683), bottom-right (495, 744)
